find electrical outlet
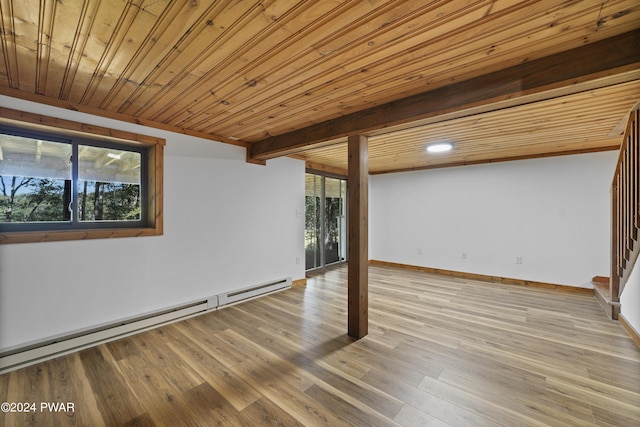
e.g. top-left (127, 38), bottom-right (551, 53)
top-left (462, 252), bottom-right (467, 259)
top-left (515, 256), bottom-right (523, 264)
top-left (296, 256), bottom-right (300, 265)
top-left (418, 248), bottom-right (423, 255)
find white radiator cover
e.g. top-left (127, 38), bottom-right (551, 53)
top-left (0, 277), bottom-right (291, 374)
top-left (217, 277), bottom-right (291, 306)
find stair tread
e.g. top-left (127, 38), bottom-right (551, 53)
top-left (591, 277), bottom-right (610, 299)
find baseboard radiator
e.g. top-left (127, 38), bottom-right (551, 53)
top-left (0, 277), bottom-right (291, 374)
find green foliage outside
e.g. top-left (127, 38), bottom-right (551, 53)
top-left (78, 181), bottom-right (141, 221)
top-left (0, 175), bottom-right (140, 223)
top-left (305, 195), bottom-right (343, 267)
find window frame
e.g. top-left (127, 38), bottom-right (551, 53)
top-left (0, 107), bottom-right (164, 244)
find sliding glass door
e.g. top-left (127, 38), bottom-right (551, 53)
top-left (305, 172), bottom-right (347, 271)
top-left (324, 177), bottom-right (346, 265)
top-left (305, 174), bottom-right (322, 270)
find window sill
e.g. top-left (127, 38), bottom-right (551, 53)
top-left (0, 226), bottom-right (163, 244)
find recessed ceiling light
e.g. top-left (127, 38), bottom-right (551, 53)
top-left (426, 142), bottom-right (453, 153)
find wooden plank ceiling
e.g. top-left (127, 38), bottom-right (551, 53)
top-left (0, 0), bottom-right (639, 173)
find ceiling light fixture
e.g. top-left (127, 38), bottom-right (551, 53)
top-left (426, 142), bottom-right (453, 153)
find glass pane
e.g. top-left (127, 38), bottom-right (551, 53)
top-left (78, 145), bottom-right (141, 221)
top-left (324, 177), bottom-right (346, 265)
top-left (305, 174), bottom-right (322, 270)
top-left (339, 179), bottom-right (347, 262)
top-left (0, 133), bottom-right (72, 223)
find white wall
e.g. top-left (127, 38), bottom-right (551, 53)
top-left (0, 96), bottom-right (306, 350)
top-left (370, 152), bottom-right (618, 287)
top-left (620, 259), bottom-right (640, 336)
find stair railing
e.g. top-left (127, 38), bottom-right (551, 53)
top-left (611, 106), bottom-right (639, 301)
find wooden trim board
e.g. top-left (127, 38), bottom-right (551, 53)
top-left (369, 260), bottom-right (594, 294)
top-left (619, 313), bottom-right (640, 348)
top-left (292, 278), bottom-right (307, 287)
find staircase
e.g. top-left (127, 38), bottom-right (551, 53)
top-left (592, 276), bottom-right (620, 320)
top-left (605, 106), bottom-right (639, 320)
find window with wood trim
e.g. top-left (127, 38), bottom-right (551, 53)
top-left (0, 109), bottom-right (164, 244)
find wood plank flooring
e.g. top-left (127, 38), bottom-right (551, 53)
top-left (1, 265), bottom-right (639, 426)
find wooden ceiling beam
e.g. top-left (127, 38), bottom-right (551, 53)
top-left (249, 29), bottom-right (640, 161)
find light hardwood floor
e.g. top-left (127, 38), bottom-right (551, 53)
top-left (1, 265), bottom-right (639, 426)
